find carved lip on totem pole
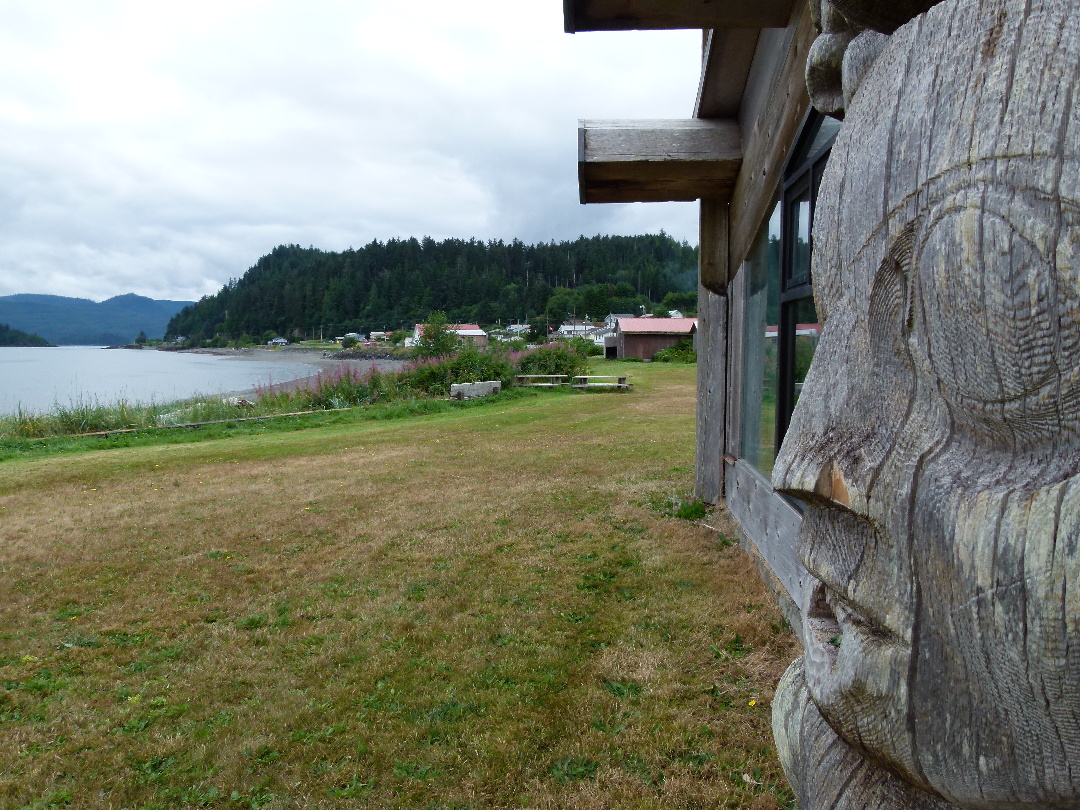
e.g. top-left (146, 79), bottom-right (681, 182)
top-left (773, 0), bottom-right (1080, 806)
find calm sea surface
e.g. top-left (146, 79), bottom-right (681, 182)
top-left (0, 347), bottom-right (324, 415)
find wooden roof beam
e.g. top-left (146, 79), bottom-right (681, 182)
top-left (564, 0), bottom-right (796, 32)
top-left (578, 119), bottom-right (742, 204)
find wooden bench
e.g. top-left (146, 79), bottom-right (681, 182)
top-left (571, 375), bottom-right (632, 391)
top-left (516, 374), bottom-right (568, 387)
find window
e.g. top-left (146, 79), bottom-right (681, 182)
top-left (740, 202), bottom-right (781, 476)
top-left (742, 112), bottom-right (839, 475)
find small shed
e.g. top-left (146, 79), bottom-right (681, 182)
top-left (615, 317), bottom-right (697, 359)
top-left (451, 324), bottom-right (489, 348)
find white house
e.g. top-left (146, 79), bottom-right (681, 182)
top-left (406, 323), bottom-right (489, 348)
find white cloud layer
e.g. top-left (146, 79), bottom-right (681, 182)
top-left (0, 1), bottom-right (702, 302)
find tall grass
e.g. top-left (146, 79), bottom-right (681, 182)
top-left (0, 395), bottom-right (285, 440)
top-left (266, 344), bottom-right (585, 407)
top-left (0, 343), bottom-right (594, 441)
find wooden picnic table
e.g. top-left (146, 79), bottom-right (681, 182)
top-left (571, 375), bottom-right (632, 390)
top-left (516, 374), bottom-right (568, 387)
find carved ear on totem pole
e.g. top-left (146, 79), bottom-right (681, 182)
top-left (776, 0), bottom-right (1080, 807)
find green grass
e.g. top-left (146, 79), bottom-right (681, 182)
top-left (0, 361), bottom-right (798, 809)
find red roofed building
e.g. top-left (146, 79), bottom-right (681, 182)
top-left (613, 317), bottom-right (697, 360)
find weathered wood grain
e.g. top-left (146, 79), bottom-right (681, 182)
top-left (828, 0), bottom-right (944, 33)
top-left (773, 661), bottom-right (954, 809)
top-left (564, 0), bottom-right (796, 32)
top-left (695, 280), bottom-right (727, 503)
top-left (772, 0), bottom-right (1080, 806)
top-left (724, 266), bottom-right (745, 461)
top-left (695, 29), bottom-right (760, 119)
top-left (726, 459), bottom-right (806, 610)
top-left (698, 198), bottom-right (729, 294)
top-left (727, 3), bottom-right (814, 279)
top-left (578, 119), bottom-right (742, 204)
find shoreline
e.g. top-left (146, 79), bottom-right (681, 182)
top-left (0, 346), bottom-right (409, 417)
top-left (174, 346), bottom-right (407, 399)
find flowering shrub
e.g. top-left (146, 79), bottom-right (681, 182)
top-left (408, 348), bottom-right (515, 396)
top-left (257, 341), bottom-right (589, 412)
top-left (514, 343), bottom-right (589, 378)
top-left (289, 365), bottom-right (389, 409)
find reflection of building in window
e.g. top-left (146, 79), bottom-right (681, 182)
top-left (741, 113), bottom-right (837, 477)
top-left (741, 201), bottom-right (781, 477)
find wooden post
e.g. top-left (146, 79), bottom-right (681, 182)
top-left (695, 201), bottom-right (729, 504)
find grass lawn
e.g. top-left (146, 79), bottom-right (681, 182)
top-left (0, 360), bottom-right (798, 809)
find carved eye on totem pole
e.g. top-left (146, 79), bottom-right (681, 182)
top-left (772, 0), bottom-right (1080, 807)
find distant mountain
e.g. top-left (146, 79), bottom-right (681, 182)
top-left (0, 322), bottom-right (52, 347)
top-left (0, 293), bottom-right (195, 345)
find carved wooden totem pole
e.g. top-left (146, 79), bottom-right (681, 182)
top-left (771, 0), bottom-right (1080, 806)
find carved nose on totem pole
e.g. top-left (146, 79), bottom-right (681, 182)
top-left (812, 460), bottom-right (850, 508)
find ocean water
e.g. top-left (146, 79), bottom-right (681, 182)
top-left (0, 346), bottom-right (324, 415)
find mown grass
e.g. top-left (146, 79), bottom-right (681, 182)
top-left (0, 362), bottom-right (798, 809)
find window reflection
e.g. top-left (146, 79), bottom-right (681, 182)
top-left (739, 112), bottom-right (836, 476)
top-left (793, 194), bottom-right (811, 284)
top-left (741, 201), bottom-right (781, 477)
top-left (791, 297), bottom-right (819, 407)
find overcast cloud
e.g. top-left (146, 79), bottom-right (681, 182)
top-left (0, 1), bottom-right (702, 302)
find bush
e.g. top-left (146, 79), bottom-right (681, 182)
top-left (299, 366), bottom-right (379, 409)
top-left (415, 311), bottom-right (459, 359)
top-left (340, 335), bottom-right (359, 349)
top-left (652, 340), bottom-right (696, 363)
top-left (514, 343), bottom-right (588, 378)
top-left (567, 337), bottom-right (603, 357)
top-left (408, 348), bottom-right (515, 396)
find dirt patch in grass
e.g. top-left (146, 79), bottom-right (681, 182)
top-left (0, 363), bottom-right (799, 809)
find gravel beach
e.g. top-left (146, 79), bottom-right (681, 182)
top-left (179, 346), bottom-right (407, 398)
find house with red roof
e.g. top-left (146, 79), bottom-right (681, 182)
top-left (613, 317), bottom-right (697, 360)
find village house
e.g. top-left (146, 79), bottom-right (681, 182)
top-left (613, 316), bottom-right (697, 360)
top-left (405, 323), bottom-right (489, 348)
top-left (554, 318), bottom-right (594, 339)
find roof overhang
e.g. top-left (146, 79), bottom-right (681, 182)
top-left (564, 0), bottom-right (796, 31)
top-left (578, 119), bottom-right (741, 203)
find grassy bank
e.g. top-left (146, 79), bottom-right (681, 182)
top-left (0, 344), bottom-right (588, 446)
top-left (0, 362), bottom-right (798, 809)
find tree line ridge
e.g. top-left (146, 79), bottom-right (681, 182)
top-left (166, 233), bottom-right (699, 342)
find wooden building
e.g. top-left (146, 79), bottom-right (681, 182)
top-left (572, 1), bottom-right (1080, 806)
top-left (567, 0), bottom-right (830, 626)
top-left (614, 316), bottom-right (697, 360)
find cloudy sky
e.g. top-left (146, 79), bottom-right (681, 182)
top-left (0, 2), bottom-right (702, 303)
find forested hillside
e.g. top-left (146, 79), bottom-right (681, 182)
top-left (0, 294), bottom-right (193, 345)
top-left (166, 234), bottom-right (698, 341)
top-left (0, 322), bottom-right (52, 347)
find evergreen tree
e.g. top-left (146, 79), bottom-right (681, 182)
top-left (415, 311), bottom-right (459, 359)
top-left (165, 234), bottom-right (699, 344)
